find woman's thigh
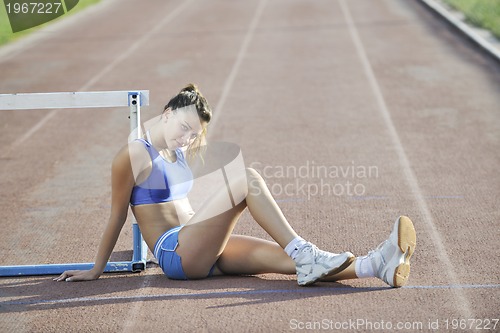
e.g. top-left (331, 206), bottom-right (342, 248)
top-left (176, 201), bottom-right (247, 278)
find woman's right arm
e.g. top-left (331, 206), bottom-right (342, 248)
top-left (54, 145), bottom-right (137, 282)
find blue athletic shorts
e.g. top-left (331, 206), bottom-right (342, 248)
top-left (153, 226), bottom-right (216, 280)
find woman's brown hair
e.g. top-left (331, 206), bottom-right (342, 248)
top-left (164, 83), bottom-right (212, 157)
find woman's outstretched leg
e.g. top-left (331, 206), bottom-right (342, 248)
top-left (177, 168), bottom-right (353, 284)
top-left (214, 235), bottom-right (296, 275)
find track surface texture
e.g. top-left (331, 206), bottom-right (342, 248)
top-left (1, 0), bottom-right (499, 332)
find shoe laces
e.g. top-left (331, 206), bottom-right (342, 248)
top-left (367, 239), bottom-right (388, 264)
top-left (307, 243), bottom-right (337, 264)
top-left (299, 243), bottom-right (320, 263)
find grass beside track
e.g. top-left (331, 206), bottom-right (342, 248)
top-left (443, 0), bottom-right (500, 39)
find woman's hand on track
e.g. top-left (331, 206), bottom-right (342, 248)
top-left (53, 269), bottom-right (100, 282)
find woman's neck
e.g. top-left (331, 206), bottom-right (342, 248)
top-left (147, 126), bottom-right (176, 162)
top-left (147, 126), bottom-right (168, 151)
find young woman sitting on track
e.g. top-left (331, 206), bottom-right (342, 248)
top-left (55, 84), bottom-right (416, 287)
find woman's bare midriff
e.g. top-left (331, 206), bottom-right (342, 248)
top-left (130, 198), bottom-right (195, 251)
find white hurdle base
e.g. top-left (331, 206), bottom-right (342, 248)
top-left (0, 90), bottom-right (149, 277)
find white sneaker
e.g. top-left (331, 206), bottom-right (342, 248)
top-left (367, 216), bottom-right (416, 287)
top-left (295, 244), bottom-right (354, 286)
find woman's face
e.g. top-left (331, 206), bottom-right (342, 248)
top-left (163, 106), bottom-right (204, 150)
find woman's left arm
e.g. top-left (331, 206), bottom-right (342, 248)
top-left (54, 145), bottom-right (136, 282)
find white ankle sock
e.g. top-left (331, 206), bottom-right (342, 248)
top-left (284, 236), bottom-right (308, 260)
top-left (355, 255), bottom-right (375, 278)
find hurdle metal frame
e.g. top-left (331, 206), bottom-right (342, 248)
top-left (0, 90), bottom-right (149, 276)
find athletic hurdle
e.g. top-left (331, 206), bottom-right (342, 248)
top-left (0, 90), bottom-right (149, 276)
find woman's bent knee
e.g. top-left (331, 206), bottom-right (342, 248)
top-left (245, 167), bottom-right (262, 180)
top-left (246, 167), bottom-right (266, 195)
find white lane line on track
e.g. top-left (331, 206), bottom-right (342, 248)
top-left (2, 0), bottom-right (195, 157)
top-left (0, 0), bottom-right (120, 63)
top-left (207, 0), bottom-right (269, 133)
top-left (3, 284), bottom-right (499, 307)
top-left (1, 0), bottom-right (119, 159)
top-left (337, 0), bottom-right (474, 320)
top-left (4, 109), bottom-right (59, 157)
top-left (79, 0), bottom-right (193, 92)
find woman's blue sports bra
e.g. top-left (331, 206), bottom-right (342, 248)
top-left (130, 138), bottom-right (193, 206)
